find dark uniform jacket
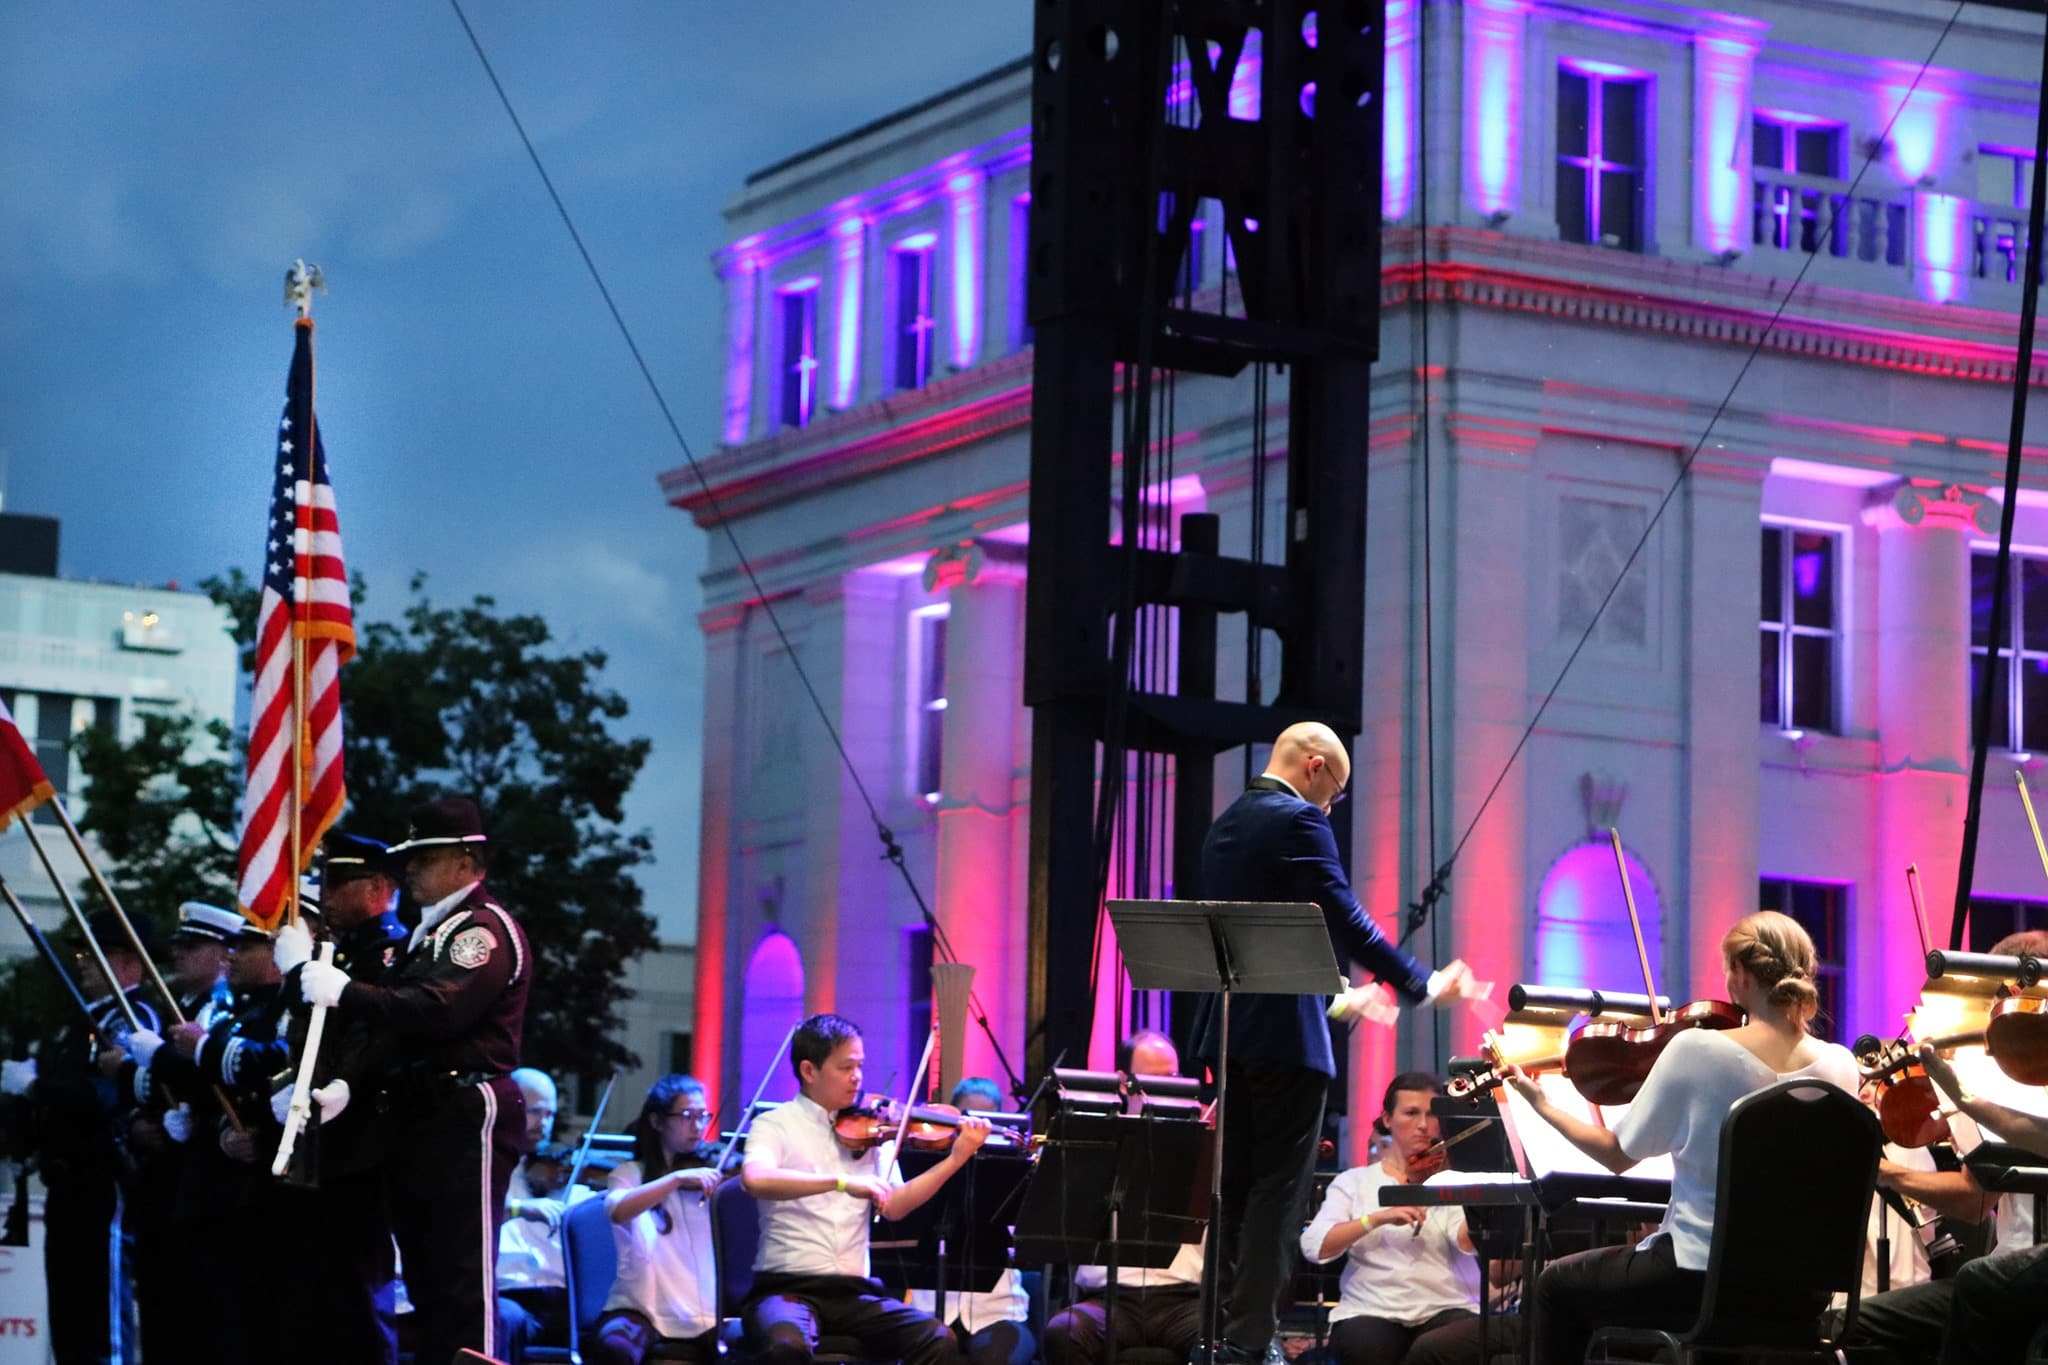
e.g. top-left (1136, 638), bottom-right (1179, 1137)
top-left (285, 909), bottom-right (408, 1181)
top-left (34, 988), bottom-right (159, 1191)
top-left (338, 884), bottom-right (529, 1085)
top-left (175, 980), bottom-right (291, 1219)
top-left (1191, 779), bottom-right (1430, 1077)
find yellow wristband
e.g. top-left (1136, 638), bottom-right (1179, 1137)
top-left (835, 1176), bottom-right (847, 1194)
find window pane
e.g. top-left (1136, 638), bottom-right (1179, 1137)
top-left (1599, 169), bottom-right (1641, 250)
top-left (1789, 531), bottom-right (1835, 628)
top-left (1557, 163), bottom-right (1589, 244)
top-left (2023, 559), bottom-right (2048, 652)
top-left (1972, 553), bottom-right (1999, 648)
top-left (1753, 120), bottom-right (1784, 173)
top-left (1761, 527), bottom-right (1783, 624)
top-left (1973, 652), bottom-right (2013, 750)
top-left (1600, 80), bottom-right (1642, 166)
top-left (918, 707), bottom-right (945, 797)
top-left (2024, 656), bottom-right (2048, 753)
top-left (1794, 127), bottom-right (1839, 178)
top-left (1790, 634), bottom-right (1833, 731)
top-left (923, 615), bottom-right (948, 703)
top-left (1558, 72), bottom-right (1590, 159)
top-left (1760, 629), bottom-right (1782, 726)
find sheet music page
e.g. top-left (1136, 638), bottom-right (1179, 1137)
top-left (1950, 1049), bottom-right (2048, 1149)
top-left (1497, 1074), bottom-right (1674, 1180)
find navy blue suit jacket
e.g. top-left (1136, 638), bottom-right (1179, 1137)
top-left (1189, 780), bottom-right (1430, 1077)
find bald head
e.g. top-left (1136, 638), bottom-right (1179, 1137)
top-left (1265, 722), bottom-right (1350, 813)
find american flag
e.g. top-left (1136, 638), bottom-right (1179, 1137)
top-left (235, 318), bottom-right (355, 930)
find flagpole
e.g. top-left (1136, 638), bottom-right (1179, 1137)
top-left (284, 260), bottom-right (321, 932)
top-left (14, 821), bottom-right (142, 1036)
top-left (0, 871), bottom-right (99, 1035)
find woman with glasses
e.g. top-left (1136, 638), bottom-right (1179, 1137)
top-left (593, 1075), bottom-right (725, 1364)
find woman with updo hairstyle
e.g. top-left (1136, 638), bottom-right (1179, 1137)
top-left (1300, 1072), bottom-right (1481, 1364)
top-left (1496, 909), bottom-right (1858, 1364)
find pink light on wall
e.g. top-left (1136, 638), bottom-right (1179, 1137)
top-left (1694, 35), bottom-right (1758, 255)
top-left (832, 217), bottom-right (865, 409)
top-left (1915, 190), bottom-right (1965, 304)
top-left (1534, 841), bottom-right (1664, 990)
top-left (946, 169), bottom-right (985, 369)
top-left (723, 257), bottom-right (759, 443)
top-left (1465, 0), bottom-right (1529, 217)
top-left (1884, 85), bottom-right (1945, 185)
top-left (1384, 0), bottom-right (1417, 220)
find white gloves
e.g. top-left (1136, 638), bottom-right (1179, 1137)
top-left (163, 1104), bottom-right (193, 1144)
top-left (311, 1078), bottom-right (349, 1123)
top-left (1, 1059), bottom-right (36, 1097)
top-left (274, 919), bottom-right (314, 975)
top-left (299, 960), bottom-right (348, 1009)
top-left (127, 1029), bottom-right (164, 1067)
top-left (270, 1086), bottom-right (294, 1125)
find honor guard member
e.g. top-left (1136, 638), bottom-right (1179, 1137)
top-left (2, 910), bottom-right (162, 1365)
top-left (126, 900), bottom-right (242, 1365)
top-left (295, 795), bottom-right (532, 1365)
top-left (271, 829), bottom-right (410, 1365)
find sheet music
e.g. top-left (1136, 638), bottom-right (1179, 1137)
top-left (1497, 1074), bottom-right (1675, 1181)
top-left (1949, 1049), bottom-right (2048, 1150)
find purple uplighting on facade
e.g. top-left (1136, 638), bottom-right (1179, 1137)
top-left (723, 258), bottom-right (758, 443)
top-left (1694, 34), bottom-right (1758, 255)
top-left (1384, 0), bottom-right (1417, 220)
top-left (947, 170), bottom-right (985, 369)
top-left (1466, 0), bottom-right (1528, 217)
top-left (1885, 84), bottom-right (1944, 184)
top-left (1534, 842), bottom-right (1664, 991)
top-left (832, 217), bottom-right (865, 409)
top-left (1915, 190), bottom-right (1965, 303)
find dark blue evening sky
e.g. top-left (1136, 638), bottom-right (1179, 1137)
top-left (0, 3), bottom-right (1033, 942)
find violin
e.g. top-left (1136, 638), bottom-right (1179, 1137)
top-left (1855, 995), bottom-right (2048, 1147)
top-left (1446, 1043), bottom-right (1566, 1101)
top-left (1563, 1000), bottom-right (1746, 1107)
top-left (833, 1097), bottom-right (982, 1154)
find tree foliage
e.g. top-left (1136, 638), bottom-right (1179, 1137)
top-left (69, 571), bottom-right (659, 1077)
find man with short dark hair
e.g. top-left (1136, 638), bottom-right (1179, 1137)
top-left (286, 796), bottom-right (531, 1365)
top-left (741, 1013), bottom-right (990, 1365)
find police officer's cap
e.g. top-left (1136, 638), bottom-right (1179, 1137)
top-left (169, 901), bottom-right (243, 945)
top-left (386, 796), bottom-right (488, 856)
top-left (320, 829), bottom-right (400, 884)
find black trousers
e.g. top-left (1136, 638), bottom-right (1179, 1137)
top-left (286, 1163), bottom-right (399, 1365)
top-left (130, 1157), bottom-right (208, 1365)
top-left (1045, 1286), bottom-right (1204, 1365)
top-left (745, 1272), bottom-right (962, 1365)
top-left (1533, 1239), bottom-right (1704, 1365)
top-left (590, 1310), bottom-right (717, 1365)
top-left (1328, 1308), bottom-right (1477, 1365)
top-left (1216, 1060), bottom-right (1328, 1351)
top-left (383, 1076), bottom-right (524, 1365)
top-left (1399, 1312), bottom-right (1519, 1365)
top-left (43, 1176), bottom-right (130, 1365)
top-left (947, 1318), bottom-right (1037, 1365)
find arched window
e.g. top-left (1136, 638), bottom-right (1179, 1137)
top-left (741, 931), bottom-right (806, 1104)
top-left (1533, 841), bottom-right (1663, 993)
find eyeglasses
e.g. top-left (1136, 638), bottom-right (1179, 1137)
top-left (1312, 759), bottom-right (1350, 806)
top-left (663, 1107), bottom-right (711, 1123)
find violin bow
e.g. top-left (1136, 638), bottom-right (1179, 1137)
top-left (2017, 771), bottom-right (2048, 885)
top-left (710, 1021), bottom-right (798, 1177)
top-left (1905, 863), bottom-right (1933, 961)
top-left (887, 1025), bottom-right (941, 1181)
top-left (1608, 828), bottom-right (1664, 1027)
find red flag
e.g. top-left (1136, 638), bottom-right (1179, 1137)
top-left (0, 697), bottom-right (54, 835)
top-left (235, 318), bottom-right (355, 930)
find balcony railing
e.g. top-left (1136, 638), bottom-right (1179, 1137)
top-left (1752, 169), bottom-right (1909, 267)
top-left (1968, 205), bottom-right (2044, 286)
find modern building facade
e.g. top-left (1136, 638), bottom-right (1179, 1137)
top-left (668, 0), bottom-right (2048, 1142)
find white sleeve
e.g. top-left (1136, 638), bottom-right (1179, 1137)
top-left (1301, 1169), bottom-right (1363, 1263)
top-left (1610, 1030), bottom-right (1702, 1162)
top-left (745, 1113), bottom-right (791, 1172)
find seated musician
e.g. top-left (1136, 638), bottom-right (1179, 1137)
top-left (1300, 1073), bottom-right (1479, 1365)
top-left (1498, 910), bottom-right (1857, 1362)
top-left (741, 1013), bottom-right (989, 1365)
top-left (593, 1074), bottom-right (724, 1365)
top-left (908, 1076), bottom-right (1036, 1365)
top-left (1044, 1031), bottom-right (1207, 1365)
top-left (1847, 929), bottom-right (2048, 1365)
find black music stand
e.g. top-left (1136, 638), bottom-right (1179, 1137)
top-left (874, 1147), bottom-right (1034, 1321)
top-left (1107, 899), bottom-right (1344, 1365)
top-left (1015, 1109), bottom-right (1212, 1365)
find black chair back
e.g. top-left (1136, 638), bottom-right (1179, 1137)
top-left (711, 1175), bottom-right (763, 1319)
top-left (564, 1194), bottom-right (621, 1338)
top-left (1689, 1078), bottom-right (1880, 1349)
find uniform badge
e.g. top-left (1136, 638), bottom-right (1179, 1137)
top-left (448, 926), bottom-right (496, 970)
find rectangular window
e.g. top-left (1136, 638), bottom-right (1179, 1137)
top-left (778, 286), bottom-right (819, 430)
top-left (664, 1030), bottom-right (694, 1077)
top-left (911, 606), bottom-right (949, 803)
top-left (1967, 897), bottom-right (2048, 953)
top-left (1760, 525), bottom-right (1838, 733)
top-left (904, 924), bottom-right (934, 1098)
top-left (893, 243), bottom-right (937, 391)
top-left (31, 692), bottom-right (78, 822)
top-left (1969, 550), bottom-right (2048, 753)
top-left (1752, 117), bottom-right (1863, 258)
top-left (1978, 147), bottom-right (2036, 211)
top-left (1758, 878), bottom-right (1847, 1041)
top-left (1556, 67), bottom-right (1646, 252)
top-left (1010, 194), bottom-right (1034, 351)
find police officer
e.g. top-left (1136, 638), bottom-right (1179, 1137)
top-left (271, 829), bottom-right (410, 1365)
top-left (2, 910), bottom-right (162, 1365)
top-left (294, 796), bottom-right (531, 1365)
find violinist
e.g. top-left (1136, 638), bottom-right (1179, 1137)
top-left (1044, 1032), bottom-right (1208, 1365)
top-left (591, 1074), bottom-right (723, 1365)
top-left (1847, 930), bottom-right (2048, 1365)
top-left (741, 1013), bottom-right (989, 1365)
top-left (1299, 1073), bottom-right (1480, 1365)
top-left (907, 1077), bottom-right (1035, 1365)
top-left (1500, 910), bottom-right (1856, 1363)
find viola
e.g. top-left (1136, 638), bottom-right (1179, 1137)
top-left (1562, 999), bottom-right (1747, 1107)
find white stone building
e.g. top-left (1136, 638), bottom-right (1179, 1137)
top-left (668, 1), bottom-right (2048, 1135)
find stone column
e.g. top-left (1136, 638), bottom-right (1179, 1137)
top-left (1691, 21), bottom-right (1766, 256)
top-left (720, 258), bottom-right (760, 444)
top-left (1461, 0), bottom-right (1531, 223)
top-left (924, 540), bottom-right (1028, 1091)
top-left (1865, 480), bottom-right (1989, 1030)
top-left (693, 605), bottom-right (746, 1111)
top-left (1682, 458), bottom-right (1767, 1000)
